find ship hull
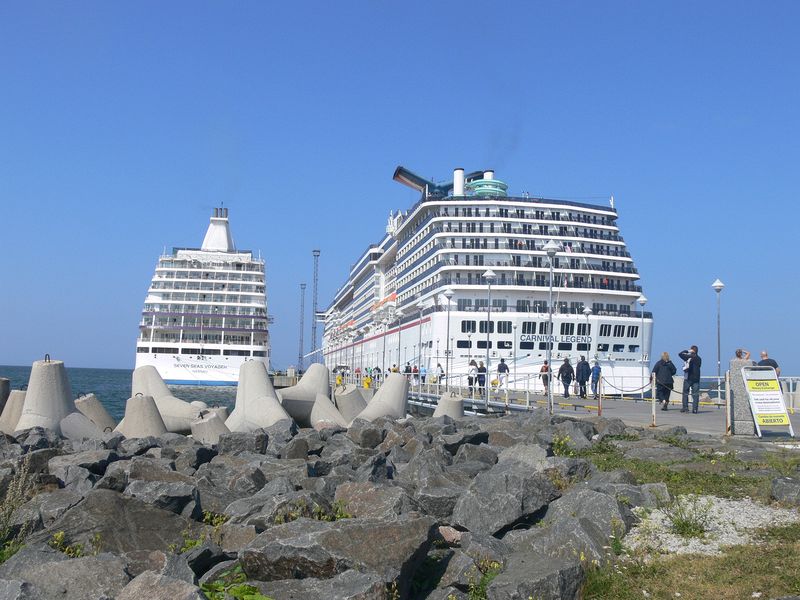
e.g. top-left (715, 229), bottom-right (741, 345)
top-left (134, 352), bottom-right (267, 386)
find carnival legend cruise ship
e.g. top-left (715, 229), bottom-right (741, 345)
top-left (135, 208), bottom-right (270, 385)
top-left (322, 167), bottom-right (652, 393)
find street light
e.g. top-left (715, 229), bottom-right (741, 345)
top-left (543, 240), bottom-right (561, 413)
top-left (482, 269), bottom-right (496, 409)
top-left (638, 295), bottom-right (648, 400)
top-left (416, 301), bottom-right (426, 369)
top-left (395, 308), bottom-right (404, 370)
top-left (443, 288), bottom-right (454, 390)
top-left (712, 278), bottom-right (725, 397)
top-left (380, 312), bottom-right (389, 375)
top-left (512, 323), bottom-right (517, 388)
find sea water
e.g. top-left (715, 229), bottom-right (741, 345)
top-left (0, 365), bottom-right (236, 422)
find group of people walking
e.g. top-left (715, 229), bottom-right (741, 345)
top-left (541, 356), bottom-right (602, 400)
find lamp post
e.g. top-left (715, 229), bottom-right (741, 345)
top-left (512, 323), bottom-right (517, 389)
top-left (443, 288), bottom-right (454, 390)
top-left (381, 313), bottom-right (389, 375)
top-left (395, 309), bottom-right (404, 370)
top-left (543, 240), bottom-right (560, 413)
top-left (638, 295), bottom-right (648, 400)
top-left (482, 269), bottom-right (496, 409)
top-left (712, 278), bottom-right (724, 397)
top-left (416, 301), bottom-right (425, 369)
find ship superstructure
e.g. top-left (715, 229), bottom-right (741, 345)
top-left (135, 208), bottom-right (270, 385)
top-left (322, 167), bottom-right (652, 392)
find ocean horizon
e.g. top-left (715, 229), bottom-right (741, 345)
top-left (0, 365), bottom-right (237, 422)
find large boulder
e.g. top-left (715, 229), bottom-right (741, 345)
top-left (772, 477), bottom-right (800, 505)
top-left (240, 515), bottom-right (436, 596)
top-left (486, 552), bottom-right (584, 600)
top-left (334, 481), bottom-right (417, 520)
top-left (543, 487), bottom-right (634, 536)
top-left (253, 569), bottom-right (386, 600)
top-left (504, 516), bottom-right (610, 563)
top-left (451, 461), bottom-right (560, 536)
top-left (116, 571), bottom-right (205, 600)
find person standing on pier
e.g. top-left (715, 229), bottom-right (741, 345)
top-left (575, 356), bottom-right (590, 399)
top-left (477, 361), bottom-right (487, 397)
top-left (467, 360), bottom-right (478, 397)
top-left (558, 358), bottom-right (575, 399)
top-left (497, 358), bottom-right (509, 390)
top-left (590, 361), bottom-right (602, 399)
top-left (652, 352), bottom-right (677, 410)
top-left (678, 345), bottom-right (702, 413)
top-left (757, 351), bottom-right (780, 377)
top-left (540, 361), bottom-right (551, 395)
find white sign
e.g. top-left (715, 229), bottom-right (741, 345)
top-left (741, 367), bottom-right (794, 438)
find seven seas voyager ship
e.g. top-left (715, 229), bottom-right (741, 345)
top-left (135, 208), bottom-right (270, 385)
top-left (322, 167), bottom-right (652, 392)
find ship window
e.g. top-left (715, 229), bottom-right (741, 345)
top-left (461, 320), bottom-right (476, 333)
top-left (627, 326), bottom-right (639, 338)
top-left (560, 323), bottom-right (575, 335)
top-left (457, 299), bottom-right (472, 311)
top-left (539, 342), bottom-right (553, 350)
top-left (522, 321), bottom-right (536, 334)
top-left (151, 347), bottom-right (177, 354)
top-left (557, 342), bottom-right (572, 350)
top-left (597, 343), bottom-right (609, 351)
top-left (629, 345), bottom-right (640, 353)
top-left (497, 341), bottom-right (512, 349)
top-left (497, 321), bottom-right (512, 334)
top-left (539, 322), bottom-right (552, 334)
top-left (599, 324), bottom-right (611, 336)
top-left (252, 351), bottom-right (267, 357)
top-left (577, 343), bottom-right (590, 351)
top-left (456, 340), bottom-right (472, 348)
top-left (137, 347), bottom-right (149, 353)
top-left (577, 323), bottom-right (591, 336)
top-left (477, 340), bottom-right (492, 349)
top-left (613, 344), bottom-right (625, 352)
top-left (517, 299), bottom-right (531, 312)
top-left (520, 342), bottom-right (535, 350)
top-left (478, 321), bottom-right (494, 334)
top-left (613, 325), bottom-right (625, 337)
top-left (181, 348), bottom-right (197, 354)
top-left (223, 350), bottom-right (251, 356)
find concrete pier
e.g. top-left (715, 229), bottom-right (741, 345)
top-left (15, 359), bottom-right (75, 434)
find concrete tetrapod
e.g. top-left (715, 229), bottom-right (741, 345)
top-left (278, 363), bottom-right (331, 427)
top-left (190, 410), bottom-right (230, 445)
top-left (0, 377), bottom-right (9, 413)
top-left (432, 391), bottom-right (465, 419)
top-left (60, 412), bottom-right (105, 441)
top-left (131, 366), bottom-right (205, 433)
top-left (310, 393), bottom-right (349, 430)
top-left (75, 393), bottom-right (117, 433)
top-left (333, 384), bottom-right (367, 423)
top-left (117, 394), bottom-right (168, 438)
top-left (352, 373), bottom-right (409, 423)
top-left (225, 361), bottom-right (287, 432)
top-left (0, 390), bottom-right (25, 435)
top-left (15, 359), bottom-right (75, 434)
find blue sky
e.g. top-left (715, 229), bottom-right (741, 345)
top-left (1, 2), bottom-right (798, 375)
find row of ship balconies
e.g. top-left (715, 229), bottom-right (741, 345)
top-left (153, 269), bottom-right (264, 283)
top-left (156, 259), bottom-right (263, 273)
top-left (139, 333), bottom-right (268, 346)
top-left (140, 318), bottom-right (268, 330)
top-left (142, 306), bottom-right (268, 317)
top-left (145, 292), bottom-right (266, 305)
top-left (149, 281), bottom-right (265, 293)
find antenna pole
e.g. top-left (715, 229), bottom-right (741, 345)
top-left (311, 250), bottom-right (321, 364)
top-left (298, 283), bottom-right (306, 371)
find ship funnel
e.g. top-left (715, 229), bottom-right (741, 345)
top-left (483, 170), bottom-right (494, 180)
top-left (453, 168), bottom-right (464, 196)
top-left (202, 208), bottom-right (235, 252)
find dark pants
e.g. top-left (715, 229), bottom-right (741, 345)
top-left (656, 382), bottom-right (672, 403)
top-left (477, 375), bottom-right (486, 395)
top-left (591, 379), bottom-right (599, 397)
top-left (562, 379), bottom-right (572, 398)
top-left (682, 380), bottom-right (700, 412)
top-left (468, 376), bottom-right (475, 396)
top-left (578, 380), bottom-right (588, 398)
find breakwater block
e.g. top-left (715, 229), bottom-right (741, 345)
top-left (226, 361), bottom-right (286, 432)
top-left (310, 393), bottom-right (348, 430)
top-left (0, 390), bottom-right (25, 435)
top-left (353, 373), bottom-right (408, 423)
top-left (0, 377), bottom-right (9, 413)
top-left (117, 394), bottom-right (168, 438)
top-left (16, 359), bottom-right (75, 434)
top-left (131, 366), bottom-right (204, 433)
top-left (333, 384), bottom-right (367, 423)
top-left (75, 393), bottom-right (117, 432)
top-left (279, 363), bottom-right (331, 427)
top-left (60, 411), bottom-right (105, 441)
top-left (433, 392), bottom-right (465, 419)
top-left (191, 410), bottom-right (230, 445)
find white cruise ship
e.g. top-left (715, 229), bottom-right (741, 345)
top-left (135, 208), bottom-right (270, 385)
top-left (322, 167), bottom-right (652, 394)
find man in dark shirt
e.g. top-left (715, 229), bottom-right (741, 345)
top-left (758, 351), bottom-right (780, 377)
top-left (678, 345), bottom-right (702, 413)
top-left (575, 356), bottom-right (591, 399)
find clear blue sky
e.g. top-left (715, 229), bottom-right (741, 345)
top-left (1, 2), bottom-right (798, 375)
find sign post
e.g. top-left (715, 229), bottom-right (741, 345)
top-left (741, 366), bottom-right (794, 438)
